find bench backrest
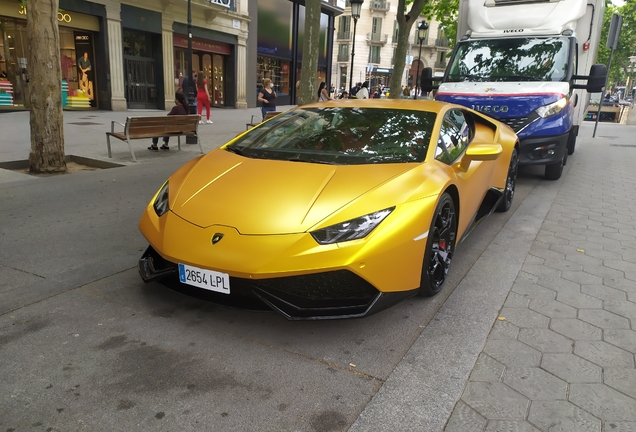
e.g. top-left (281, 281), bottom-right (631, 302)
top-left (126, 115), bottom-right (199, 138)
top-left (264, 111), bottom-right (281, 121)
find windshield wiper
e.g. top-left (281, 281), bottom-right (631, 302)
top-left (287, 157), bottom-right (338, 165)
top-left (225, 146), bottom-right (249, 157)
top-left (499, 75), bottom-right (539, 82)
top-left (459, 73), bottom-right (489, 82)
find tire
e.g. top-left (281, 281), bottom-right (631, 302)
top-left (544, 154), bottom-right (564, 180)
top-left (496, 148), bottom-right (518, 213)
top-left (419, 193), bottom-right (457, 297)
top-left (567, 130), bottom-right (576, 155)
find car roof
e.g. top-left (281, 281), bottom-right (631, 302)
top-left (300, 99), bottom-right (451, 114)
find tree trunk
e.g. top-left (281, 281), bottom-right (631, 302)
top-left (27, 0), bottom-right (66, 173)
top-left (388, 0), bottom-right (427, 99)
top-left (298, 0), bottom-right (322, 106)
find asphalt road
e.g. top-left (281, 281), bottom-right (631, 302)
top-left (0, 157), bottom-right (544, 431)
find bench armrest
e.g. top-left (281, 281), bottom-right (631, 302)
top-left (110, 120), bottom-right (126, 133)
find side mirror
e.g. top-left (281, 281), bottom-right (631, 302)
top-left (586, 64), bottom-right (607, 93)
top-left (572, 64), bottom-right (607, 93)
top-left (460, 143), bottom-right (502, 171)
top-left (420, 67), bottom-right (436, 93)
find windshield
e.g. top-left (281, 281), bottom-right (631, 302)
top-left (447, 37), bottom-right (570, 83)
top-left (227, 107), bottom-right (436, 165)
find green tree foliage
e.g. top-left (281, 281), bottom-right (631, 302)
top-left (597, 1), bottom-right (636, 89)
top-left (388, 0), bottom-right (458, 98)
top-left (421, 0), bottom-right (459, 45)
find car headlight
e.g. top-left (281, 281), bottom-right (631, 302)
top-left (153, 181), bottom-right (170, 217)
top-left (311, 207), bottom-right (394, 245)
top-left (535, 97), bottom-right (568, 118)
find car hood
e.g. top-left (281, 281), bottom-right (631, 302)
top-left (171, 149), bottom-right (414, 234)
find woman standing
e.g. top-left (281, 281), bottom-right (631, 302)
top-left (196, 71), bottom-right (213, 125)
top-left (318, 82), bottom-right (331, 101)
top-left (356, 81), bottom-right (370, 99)
top-left (258, 78), bottom-right (277, 119)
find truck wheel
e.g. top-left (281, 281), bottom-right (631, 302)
top-left (545, 155), bottom-right (564, 180)
top-left (567, 130), bottom-right (576, 155)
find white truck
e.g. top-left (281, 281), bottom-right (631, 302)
top-left (430, 0), bottom-right (607, 180)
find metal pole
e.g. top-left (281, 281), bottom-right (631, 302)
top-left (414, 40), bottom-right (423, 100)
top-left (349, 18), bottom-right (358, 95)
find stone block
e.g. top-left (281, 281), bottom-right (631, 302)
top-left (528, 400), bottom-right (600, 432)
top-left (503, 367), bottom-right (568, 400)
top-left (484, 339), bottom-right (542, 367)
top-left (462, 382), bottom-right (529, 420)
top-left (550, 319), bottom-right (602, 341)
top-left (604, 368), bottom-right (636, 399)
top-left (518, 328), bottom-right (574, 353)
top-left (541, 353), bottom-right (602, 383)
top-left (569, 383), bottom-right (636, 421)
top-left (574, 341), bottom-right (634, 368)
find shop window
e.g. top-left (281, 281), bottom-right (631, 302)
top-left (257, 56), bottom-right (290, 97)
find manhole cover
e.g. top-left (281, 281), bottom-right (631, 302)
top-left (67, 122), bottom-right (103, 126)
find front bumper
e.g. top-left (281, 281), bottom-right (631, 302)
top-left (138, 245), bottom-right (415, 320)
top-left (517, 131), bottom-right (569, 166)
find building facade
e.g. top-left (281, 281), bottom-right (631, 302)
top-left (331, 0), bottom-right (451, 94)
top-left (0, 0), bottom-right (344, 112)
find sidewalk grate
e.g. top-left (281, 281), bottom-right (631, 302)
top-left (67, 122), bottom-right (103, 126)
top-left (609, 144), bottom-right (636, 148)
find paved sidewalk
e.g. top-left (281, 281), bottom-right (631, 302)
top-left (445, 123), bottom-right (636, 432)
top-left (0, 105), bottom-right (296, 169)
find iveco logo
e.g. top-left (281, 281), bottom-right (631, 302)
top-left (211, 233), bottom-right (224, 244)
top-left (503, 29), bottom-right (524, 33)
top-left (471, 105), bottom-right (509, 113)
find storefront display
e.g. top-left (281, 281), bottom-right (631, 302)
top-left (173, 34), bottom-right (230, 107)
top-left (256, 57), bottom-right (290, 97)
top-left (0, 2), bottom-right (100, 110)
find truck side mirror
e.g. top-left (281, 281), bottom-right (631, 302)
top-left (586, 64), bottom-right (607, 93)
top-left (420, 67), bottom-right (435, 93)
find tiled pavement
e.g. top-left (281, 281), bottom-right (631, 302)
top-left (445, 128), bottom-right (636, 432)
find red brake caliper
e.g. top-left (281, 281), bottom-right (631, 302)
top-left (439, 239), bottom-right (446, 250)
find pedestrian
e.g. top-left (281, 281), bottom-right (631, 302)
top-left (356, 81), bottom-right (370, 99)
top-left (148, 93), bottom-right (189, 151)
top-left (258, 78), bottom-right (277, 119)
top-left (318, 82), bottom-right (331, 101)
top-left (196, 71), bottom-right (213, 125)
top-left (402, 86), bottom-right (410, 97)
top-left (350, 82), bottom-right (361, 98)
top-left (339, 91), bottom-right (349, 99)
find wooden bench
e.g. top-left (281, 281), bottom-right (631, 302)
top-left (246, 111), bottom-right (282, 130)
top-left (105, 115), bottom-right (203, 162)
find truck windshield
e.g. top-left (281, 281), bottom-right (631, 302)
top-left (447, 37), bottom-right (570, 83)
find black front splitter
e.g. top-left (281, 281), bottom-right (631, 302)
top-left (138, 245), bottom-right (417, 320)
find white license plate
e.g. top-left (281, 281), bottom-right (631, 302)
top-left (178, 263), bottom-right (230, 294)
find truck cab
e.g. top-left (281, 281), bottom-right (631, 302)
top-left (434, 0), bottom-right (606, 180)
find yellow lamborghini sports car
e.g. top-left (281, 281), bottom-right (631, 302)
top-left (138, 99), bottom-right (519, 320)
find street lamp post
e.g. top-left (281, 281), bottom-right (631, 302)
top-left (629, 55), bottom-right (636, 102)
top-left (349, 0), bottom-right (363, 94)
top-left (414, 20), bottom-right (428, 100)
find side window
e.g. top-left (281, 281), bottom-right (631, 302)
top-left (438, 110), bottom-right (472, 163)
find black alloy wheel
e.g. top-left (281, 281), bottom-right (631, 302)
top-left (419, 193), bottom-right (457, 297)
top-left (496, 148), bottom-right (518, 213)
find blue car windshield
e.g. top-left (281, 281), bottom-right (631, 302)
top-left (227, 107), bottom-right (436, 165)
top-left (447, 37), bottom-right (570, 82)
